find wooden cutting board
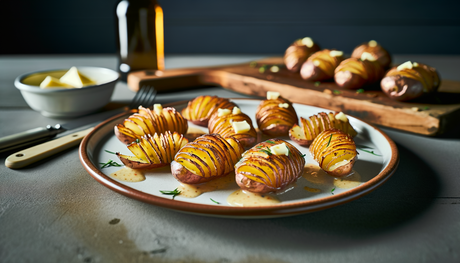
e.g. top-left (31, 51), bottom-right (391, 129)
top-left (127, 57), bottom-right (460, 136)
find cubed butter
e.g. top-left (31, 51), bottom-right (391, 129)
top-left (279, 103), bottom-right (289, 108)
top-left (232, 107), bottom-right (241, 115)
top-left (267, 91), bottom-right (280, 100)
top-left (270, 143), bottom-right (289, 156)
top-left (360, 52), bottom-right (376, 62)
top-left (329, 50), bottom-right (343, 57)
top-left (335, 112), bottom-right (348, 122)
top-left (154, 104), bottom-right (163, 114)
top-left (60, 66), bottom-right (96, 88)
top-left (232, 120), bottom-right (251, 134)
top-left (218, 108), bottom-right (232, 117)
top-left (39, 76), bottom-right (72, 89)
top-left (397, 61), bottom-right (413, 71)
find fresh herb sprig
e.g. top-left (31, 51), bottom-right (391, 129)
top-left (326, 134), bottom-right (333, 147)
top-left (356, 145), bottom-right (381, 156)
top-left (160, 188), bottom-right (181, 199)
top-left (100, 159), bottom-right (122, 168)
top-left (210, 198), bottom-right (220, 204)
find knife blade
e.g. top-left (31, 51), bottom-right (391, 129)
top-left (0, 107), bottom-right (128, 154)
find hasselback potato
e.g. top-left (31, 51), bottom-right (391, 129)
top-left (171, 134), bottom-right (245, 184)
top-left (334, 55), bottom-right (385, 90)
top-left (284, 37), bottom-right (321, 72)
top-left (310, 129), bottom-right (358, 177)
top-left (380, 61), bottom-right (440, 101)
top-left (289, 112), bottom-right (357, 147)
top-left (181, 95), bottom-right (238, 127)
top-left (351, 40), bottom-right (392, 69)
top-left (256, 93), bottom-right (298, 137)
top-left (208, 107), bottom-right (259, 148)
top-left (300, 49), bottom-right (345, 81)
top-left (235, 138), bottom-right (306, 194)
top-left (116, 131), bottom-right (189, 169)
top-left (115, 105), bottom-right (188, 145)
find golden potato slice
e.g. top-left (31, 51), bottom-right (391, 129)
top-left (116, 131), bottom-right (188, 169)
top-left (235, 138), bottom-right (305, 194)
top-left (181, 96), bottom-right (238, 127)
top-left (115, 106), bottom-right (188, 144)
top-left (289, 112), bottom-right (357, 147)
top-left (309, 129), bottom-right (358, 177)
top-left (171, 134), bottom-right (245, 184)
top-left (255, 97), bottom-right (298, 137)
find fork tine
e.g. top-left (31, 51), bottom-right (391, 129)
top-left (129, 85), bottom-right (157, 109)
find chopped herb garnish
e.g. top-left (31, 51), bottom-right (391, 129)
top-left (331, 187), bottom-right (336, 195)
top-left (259, 65), bottom-right (268, 73)
top-left (314, 81), bottom-right (321, 87)
top-left (249, 61), bottom-right (258, 68)
top-left (356, 89), bottom-right (365, 94)
top-left (422, 106), bottom-right (430, 110)
top-left (266, 140), bottom-right (276, 144)
top-left (210, 198), bottom-right (220, 204)
top-left (135, 138), bottom-right (140, 143)
top-left (100, 159), bottom-right (122, 168)
top-left (105, 150), bottom-right (116, 154)
top-left (333, 90), bottom-right (341, 95)
top-left (358, 148), bottom-right (381, 156)
top-left (160, 188), bottom-right (181, 199)
top-left (256, 146), bottom-right (263, 149)
top-left (326, 134), bottom-right (333, 147)
top-left (356, 145), bottom-right (381, 156)
top-left (301, 153), bottom-right (306, 158)
top-left (259, 149), bottom-right (272, 156)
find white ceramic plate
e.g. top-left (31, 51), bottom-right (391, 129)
top-left (80, 99), bottom-right (399, 218)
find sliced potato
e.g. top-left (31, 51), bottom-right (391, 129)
top-left (115, 106), bottom-right (188, 144)
top-left (255, 97), bottom-right (298, 137)
top-left (309, 129), bottom-right (358, 177)
top-left (208, 107), bottom-right (259, 148)
top-left (235, 138), bottom-right (305, 194)
top-left (289, 112), bottom-right (357, 147)
top-left (181, 96), bottom-right (238, 127)
top-left (171, 134), bottom-right (245, 184)
top-left (116, 131), bottom-right (188, 169)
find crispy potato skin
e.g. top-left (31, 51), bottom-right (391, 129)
top-left (256, 97), bottom-right (298, 137)
top-left (300, 49), bottom-right (345, 81)
top-left (380, 62), bottom-right (440, 101)
top-left (310, 129), bottom-right (358, 177)
top-left (235, 139), bottom-right (305, 194)
top-left (284, 38), bottom-right (321, 72)
top-left (114, 126), bottom-right (136, 145)
top-left (117, 153), bottom-right (168, 170)
top-left (171, 160), bottom-right (217, 184)
top-left (181, 96), bottom-right (238, 127)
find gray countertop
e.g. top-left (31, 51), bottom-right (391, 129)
top-left (1, 54), bottom-right (459, 263)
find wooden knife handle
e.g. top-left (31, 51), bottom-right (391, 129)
top-left (5, 128), bottom-right (94, 169)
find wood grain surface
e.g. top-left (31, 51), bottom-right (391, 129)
top-left (127, 57), bottom-right (460, 136)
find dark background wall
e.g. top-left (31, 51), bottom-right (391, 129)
top-left (2, 0), bottom-right (460, 55)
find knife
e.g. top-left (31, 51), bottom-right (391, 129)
top-left (0, 107), bottom-right (129, 154)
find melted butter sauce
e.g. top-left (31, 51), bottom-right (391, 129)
top-left (333, 171), bottom-right (362, 189)
top-left (227, 189), bottom-right (280, 207)
top-left (178, 173), bottom-right (236, 198)
top-left (110, 167), bottom-right (146, 182)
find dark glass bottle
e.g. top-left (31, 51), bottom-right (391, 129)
top-left (116, 0), bottom-right (164, 81)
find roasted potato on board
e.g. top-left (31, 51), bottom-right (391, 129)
top-left (351, 40), bottom-right (392, 69)
top-left (116, 131), bottom-right (188, 169)
top-left (181, 96), bottom-right (238, 127)
top-left (309, 129), bottom-right (358, 177)
top-left (256, 93), bottom-right (298, 137)
top-left (289, 112), bottom-right (357, 147)
top-left (284, 37), bottom-right (321, 72)
top-left (380, 61), bottom-right (440, 101)
top-left (334, 55), bottom-right (385, 90)
top-left (300, 49), bottom-right (345, 81)
top-left (235, 138), bottom-right (306, 194)
top-left (171, 134), bottom-right (245, 184)
top-left (115, 105), bottom-right (188, 145)
top-left (208, 107), bottom-right (259, 148)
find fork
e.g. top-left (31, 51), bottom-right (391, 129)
top-left (5, 85), bottom-right (157, 169)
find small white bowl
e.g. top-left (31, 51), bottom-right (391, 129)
top-left (14, 67), bottom-right (120, 118)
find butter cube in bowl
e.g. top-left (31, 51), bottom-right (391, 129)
top-left (14, 67), bottom-right (119, 118)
